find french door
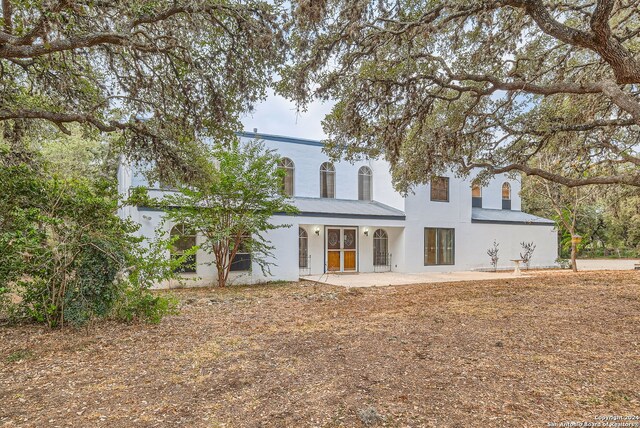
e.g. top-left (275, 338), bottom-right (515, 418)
top-left (326, 227), bottom-right (357, 272)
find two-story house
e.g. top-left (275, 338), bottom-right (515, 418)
top-left (118, 131), bottom-right (558, 285)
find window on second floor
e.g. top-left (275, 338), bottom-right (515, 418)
top-left (471, 183), bottom-right (482, 208)
top-left (502, 182), bottom-right (512, 210)
top-left (279, 157), bottom-right (295, 197)
top-left (320, 162), bottom-right (336, 198)
top-left (430, 176), bottom-right (449, 202)
top-left (358, 166), bottom-right (372, 201)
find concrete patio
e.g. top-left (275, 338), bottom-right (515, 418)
top-left (301, 259), bottom-right (638, 288)
top-left (301, 270), bottom-right (521, 287)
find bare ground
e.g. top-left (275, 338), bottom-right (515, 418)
top-left (1, 271), bottom-right (639, 427)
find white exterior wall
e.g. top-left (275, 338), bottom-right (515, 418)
top-left (464, 223), bottom-right (558, 270)
top-left (118, 132), bottom-right (557, 286)
top-left (248, 136), bottom-right (374, 200)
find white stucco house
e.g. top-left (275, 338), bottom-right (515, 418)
top-left (117, 131), bottom-right (558, 286)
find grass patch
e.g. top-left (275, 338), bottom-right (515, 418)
top-left (6, 349), bottom-right (33, 362)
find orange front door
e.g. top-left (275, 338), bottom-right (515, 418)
top-left (343, 229), bottom-right (357, 271)
top-left (326, 227), bottom-right (358, 272)
top-left (327, 251), bottom-right (341, 271)
top-left (327, 228), bottom-right (341, 271)
top-left (343, 251), bottom-right (356, 270)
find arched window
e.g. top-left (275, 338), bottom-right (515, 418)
top-left (320, 162), bottom-right (336, 198)
top-left (279, 157), bottom-right (295, 197)
top-left (502, 182), bottom-right (511, 210)
top-left (299, 228), bottom-right (308, 268)
top-left (471, 183), bottom-right (482, 208)
top-left (358, 166), bottom-right (373, 201)
top-left (373, 229), bottom-right (388, 266)
top-left (170, 224), bottom-right (197, 273)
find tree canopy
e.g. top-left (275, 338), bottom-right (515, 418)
top-left (284, 0), bottom-right (640, 191)
top-left (1, 0), bottom-right (285, 182)
top-left (142, 139), bottom-right (297, 287)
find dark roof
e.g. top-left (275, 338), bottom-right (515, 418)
top-left (471, 208), bottom-right (555, 226)
top-left (280, 197), bottom-right (406, 220)
top-left (237, 131), bottom-right (324, 147)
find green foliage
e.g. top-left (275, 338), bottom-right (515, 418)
top-left (0, 141), bottom-right (180, 327)
top-left (114, 288), bottom-right (179, 324)
top-left (523, 172), bottom-right (640, 258)
top-left (285, 0), bottom-right (640, 189)
top-left (1, 1), bottom-right (286, 184)
top-left (6, 349), bottom-right (33, 363)
top-left (146, 138), bottom-right (298, 287)
top-left (35, 125), bottom-right (114, 181)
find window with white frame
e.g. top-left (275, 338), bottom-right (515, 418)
top-left (471, 183), bottom-right (482, 208)
top-left (373, 229), bottom-right (388, 266)
top-left (358, 166), bottom-right (373, 201)
top-left (230, 234), bottom-right (251, 271)
top-left (320, 162), bottom-right (336, 198)
top-left (299, 228), bottom-right (308, 268)
top-left (279, 157), bottom-right (295, 197)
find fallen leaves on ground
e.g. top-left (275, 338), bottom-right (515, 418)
top-left (1, 271), bottom-right (639, 427)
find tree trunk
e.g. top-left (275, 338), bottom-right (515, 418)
top-left (571, 241), bottom-right (578, 272)
top-left (217, 267), bottom-right (226, 288)
top-left (213, 245), bottom-right (227, 287)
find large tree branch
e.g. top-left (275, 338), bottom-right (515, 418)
top-left (0, 108), bottom-right (129, 132)
top-left (0, 32), bottom-right (131, 58)
top-left (590, 0), bottom-right (614, 41)
top-left (441, 72), bottom-right (640, 125)
top-left (469, 161), bottom-right (640, 187)
top-left (506, 0), bottom-right (640, 84)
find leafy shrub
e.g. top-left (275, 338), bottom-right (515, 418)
top-left (1, 147), bottom-right (183, 327)
top-left (556, 258), bottom-right (571, 269)
top-left (114, 288), bottom-right (179, 324)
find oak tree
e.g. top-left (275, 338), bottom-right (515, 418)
top-left (1, 0), bottom-right (285, 181)
top-left (284, 0), bottom-right (640, 191)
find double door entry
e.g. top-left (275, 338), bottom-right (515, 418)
top-left (326, 227), bottom-right (357, 272)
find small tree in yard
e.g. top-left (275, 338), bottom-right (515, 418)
top-left (520, 242), bottom-right (536, 270)
top-left (487, 241), bottom-right (499, 272)
top-left (521, 153), bottom-right (601, 272)
top-left (158, 140), bottom-right (297, 288)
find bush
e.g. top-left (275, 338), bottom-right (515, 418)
top-left (1, 151), bottom-right (184, 327)
top-left (114, 287), bottom-right (179, 324)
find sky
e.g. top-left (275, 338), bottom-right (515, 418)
top-left (240, 89), bottom-right (333, 141)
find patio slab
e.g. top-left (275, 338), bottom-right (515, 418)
top-left (301, 270), bottom-right (522, 288)
top-left (301, 259), bottom-right (639, 287)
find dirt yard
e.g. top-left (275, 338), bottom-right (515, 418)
top-left (1, 271), bottom-right (639, 427)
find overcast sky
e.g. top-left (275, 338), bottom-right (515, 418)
top-left (241, 89), bottom-right (333, 141)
